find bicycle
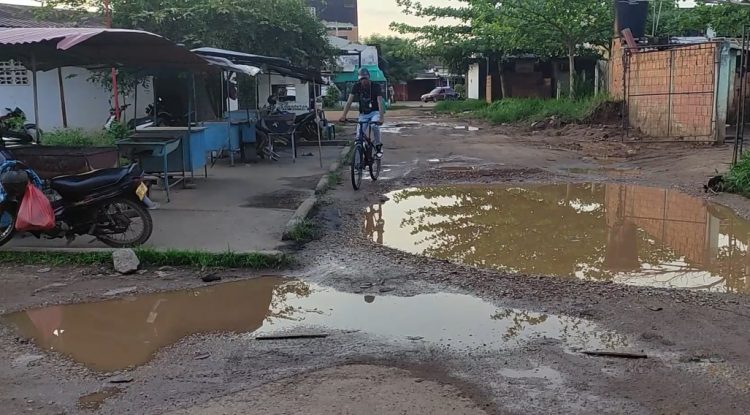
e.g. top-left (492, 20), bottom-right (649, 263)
top-left (349, 120), bottom-right (382, 190)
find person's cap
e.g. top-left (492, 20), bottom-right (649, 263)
top-left (358, 67), bottom-right (371, 80)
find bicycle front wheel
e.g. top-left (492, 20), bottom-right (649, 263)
top-left (351, 145), bottom-right (364, 190)
top-left (369, 156), bottom-right (381, 181)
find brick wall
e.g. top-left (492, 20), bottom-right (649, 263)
top-left (608, 39), bottom-right (718, 141)
top-left (605, 184), bottom-right (709, 265)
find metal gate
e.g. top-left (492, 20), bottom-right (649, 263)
top-left (623, 42), bottom-right (719, 142)
top-left (732, 26), bottom-right (750, 164)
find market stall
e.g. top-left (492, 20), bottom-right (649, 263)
top-left (192, 47), bottom-right (328, 166)
top-left (0, 28), bottom-right (213, 188)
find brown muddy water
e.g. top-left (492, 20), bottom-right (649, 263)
top-left (3, 277), bottom-right (626, 371)
top-left (366, 184), bottom-right (750, 294)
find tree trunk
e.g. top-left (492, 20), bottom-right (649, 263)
top-left (568, 43), bottom-right (576, 99)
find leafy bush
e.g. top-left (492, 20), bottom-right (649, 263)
top-left (0, 113), bottom-right (25, 131)
top-left (41, 122), bottom-right (132, 147)
top-left (105, 122), bottom-right (131, 142)
top-left (725, 153), bottom-right (750, 197)
top-left (453, 83), bottom-right (466, 99)
top-left (323, 85), bottom-right (341, 109)
top-left (42, 129), bottom-right (116, 147)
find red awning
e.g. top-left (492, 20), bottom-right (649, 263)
top-left (0, 28), bottom-right (210, 71)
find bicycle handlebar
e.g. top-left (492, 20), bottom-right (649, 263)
top-left (339, 120), bottom-right (383, 125)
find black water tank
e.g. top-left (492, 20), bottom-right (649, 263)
top-left (615, 0), bottom-right (649, 39)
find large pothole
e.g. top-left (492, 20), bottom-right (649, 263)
top-left (3, 277), bottom-right (626, 371)
top-left (366, 183), bottom-right (750, 294)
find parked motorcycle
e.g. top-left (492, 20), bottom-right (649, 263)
top-left (104, 103), bottom-right (132, 130)
top-left (295, 109), bottom-right (328, 142)
top-left (126, 98), bottom-right (182, 130)
top-left (0, 107), bottom-right (39, 145)
top-left (0, 160), bottom-right (154, 248)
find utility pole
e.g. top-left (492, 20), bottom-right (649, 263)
top-left (103, 0), bottom-right (120, 122)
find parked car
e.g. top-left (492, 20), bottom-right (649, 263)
top-left (421, 87), bottom-right (459, 102)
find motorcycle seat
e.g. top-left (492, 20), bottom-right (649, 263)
top-left (51, 167), bottom-right (130, 195)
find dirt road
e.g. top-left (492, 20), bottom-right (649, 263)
top-left (3, 108), bottom-right (750, 414)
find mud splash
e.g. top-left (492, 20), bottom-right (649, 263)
top-left (365, 184), bottom-right (750, 294)
top-left (3, 278), bottom-right (626, 371)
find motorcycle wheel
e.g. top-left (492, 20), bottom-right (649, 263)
top-left (0, 205), bottom-right (16, 247)
top-left (95, 198), bottom-right (153, 248)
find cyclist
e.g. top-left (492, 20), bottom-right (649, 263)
top-left (339, 67), bottom-right (385, 158)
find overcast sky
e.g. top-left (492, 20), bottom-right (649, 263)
top-left (359, 0), bottom-right (453, 37)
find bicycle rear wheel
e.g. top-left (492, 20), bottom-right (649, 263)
top-left (351, 145), bottom-right (364, 190)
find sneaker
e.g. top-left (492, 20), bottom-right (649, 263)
top-left (147, 203), bottom-right (161, 211)
top-left (375, 144), bottom-right (383, 159)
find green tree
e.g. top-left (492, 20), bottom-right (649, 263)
top-left (391, 0), bottom-right (493, 74)
top-left (38, 0), bottom-right (335, 68)
top-left (680, 1), bottom-right (750, 37)
top-left (499, 0), bottom-right (612, 98)
top-left (391, 0), bottom-right (612, 98)
top-left (649, 1), bottom-right (750, 38)
top-left (363, 35), bottom-right (425, 83)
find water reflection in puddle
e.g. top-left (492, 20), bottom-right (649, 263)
top-left (2, 278), bottom-right (626, 371)
top-left (365, 184), bottom-right (750, 294)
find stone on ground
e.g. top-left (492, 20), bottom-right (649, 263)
top-left (112, 249), bottom-right (140, 274)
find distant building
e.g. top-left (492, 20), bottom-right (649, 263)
top-left (306, 0), bottom-right (359, 42)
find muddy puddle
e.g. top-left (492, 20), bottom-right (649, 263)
top-left (380, 121), bottom-right (479, 134)
top-left (562, 167), bottom-right (640, 176)
top-left (366, 184), bottom-right (750, 294)
top-left (2, 277), bottom-right (626, 371)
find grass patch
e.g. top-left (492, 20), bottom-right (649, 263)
top-left (41, 123), bottom-right (130, 147)
top-left (725, 153), bottom-right (750, 197)
top-left (327, 170), bottom-right (341, 188)
top-left (42, 129), bottom-right (116, 147)
top-left (434, 95), bottom-right (611, 124)
top-left (434, 99), bottom-right (489, 114)
top-left (0, 248), bottom-right (292, 269)
top-left (285, 219), bottom-right (317, 243)
top-left (386, 104), bottom-right (412, 111)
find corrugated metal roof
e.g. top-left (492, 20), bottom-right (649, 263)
top-left (0, 28), bottom-right (211, 70)
top-left (0, 28), bottom-right (151, 49)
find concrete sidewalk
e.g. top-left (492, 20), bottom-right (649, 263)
top-left (6, 146), bottom-right (343, 253)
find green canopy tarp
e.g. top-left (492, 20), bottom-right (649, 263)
top-left (332, 65), bottom-right (386, 83)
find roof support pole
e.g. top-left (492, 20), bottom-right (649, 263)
top-left (314, 80), bottom-right (323, 169)
top-left (31, 53), bottom-right (40, 143)
top-left (57, 68), bottom-right (68, 128)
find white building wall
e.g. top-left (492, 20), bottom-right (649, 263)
top-left (0, 66), bottom-right (153, 132)
top-left (467, 63), bottom-right (480, 100)
top-left (327, 36), bottom-right (378, 72)
top-left (257, 73), bottom-right (311, 115)
top-left (337, 46), bottom-right (378, 72)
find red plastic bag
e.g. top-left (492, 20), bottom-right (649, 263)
top-left (15, 183), bottom-right (55, 231)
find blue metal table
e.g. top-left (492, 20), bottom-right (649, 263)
top-left (117, 136), bottom-right (181, 202)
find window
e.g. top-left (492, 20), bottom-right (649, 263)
top-left (307, 6), bottom-right (317, 18)
top-left (272, 84), bottom-right (297, 102)
top-left (0, 60), bottom-right (29, 86)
